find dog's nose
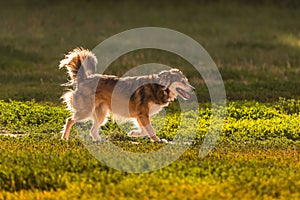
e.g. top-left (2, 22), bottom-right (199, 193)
top-left (191, 86), bottom-right (195, 92)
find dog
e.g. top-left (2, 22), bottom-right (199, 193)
top-left (59, 48), bottom-right (195, 143)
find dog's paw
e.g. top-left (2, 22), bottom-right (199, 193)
top-left (149, 135), bottom-right (168, 143)
top-left (61, 134), bottom-right (69, 140)
top-left (90, 134), bottom-right (101, 142)
top-left (160, 138), bottom-right (168, 144)
top-left (128, 131), bottom-right (148, 137)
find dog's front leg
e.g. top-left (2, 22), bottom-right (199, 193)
top-left (136, 114), bottom-right (167, 143)
top-left (144, 124), bottom-right (161, 142)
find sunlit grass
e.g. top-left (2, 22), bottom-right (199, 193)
top-left (279, 33), bottom-right (300, 48)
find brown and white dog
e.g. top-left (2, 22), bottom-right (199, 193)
top-left (59, 48), bottom-right (195, 142)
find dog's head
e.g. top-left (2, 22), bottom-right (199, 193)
top-left (158, 69), bottom-right (195, 100)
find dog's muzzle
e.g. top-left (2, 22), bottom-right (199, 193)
top-left (176, 84), bottom-right (195, 100)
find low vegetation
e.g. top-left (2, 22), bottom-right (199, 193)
top-left (0, 99), bottom-right (299, 199)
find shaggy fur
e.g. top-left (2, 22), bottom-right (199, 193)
top-left (59, 48), bottom-right (195, 142)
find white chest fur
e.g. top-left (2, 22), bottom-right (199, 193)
top-left (149, 104), bottom-right (163, 116)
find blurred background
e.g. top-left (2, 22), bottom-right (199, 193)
top-left (0, 0), bottom-right (299, 103)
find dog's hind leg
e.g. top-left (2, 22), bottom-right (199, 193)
top-left (61, 117), bottom-right (75, 139)
top-left (89, 103), bottom-right (108, 141)
top-left (61, 110), bottom-right (92, 140)
top-left (90, 119), bottom-right (101, 141)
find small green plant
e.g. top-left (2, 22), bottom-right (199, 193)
top-left (0, 100), bottom-right (69, 134)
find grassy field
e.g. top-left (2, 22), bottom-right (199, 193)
top-left (0, 100), bottom-right (299, 199)
top-left (0, 0), bottom-right (300, 199)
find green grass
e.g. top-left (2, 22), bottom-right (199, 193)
top-left (0, 0), bottom-right (299, 102)
top-left (0, 100), bottom-right (299, 199)
top-left (0, 136), bottom-right (299, 200)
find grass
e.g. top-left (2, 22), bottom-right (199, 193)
top-left (0, 100), bottom-right (300, 199)
top-left (0, 0), bottom-right (299, 102)
top-left (0, 137), bottom-right (299, 200)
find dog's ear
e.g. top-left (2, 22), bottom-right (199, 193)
top-left (158, 70), bottom-right (171, 87)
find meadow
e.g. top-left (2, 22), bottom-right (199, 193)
top-left (0, 100), bottom-right (299, 199)
top-left (0, 0), bottom-right (300, 199)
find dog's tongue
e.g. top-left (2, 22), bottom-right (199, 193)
top-left (177, 88), bottom-right (190, 100)
top-left (182, 92), bottom-right (190, 100)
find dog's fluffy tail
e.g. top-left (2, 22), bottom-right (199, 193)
top-left (59, 47), bottom-right (97, 83)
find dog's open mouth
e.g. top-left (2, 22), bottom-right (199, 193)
top-left (176, 88), bottom-right (191, 100)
